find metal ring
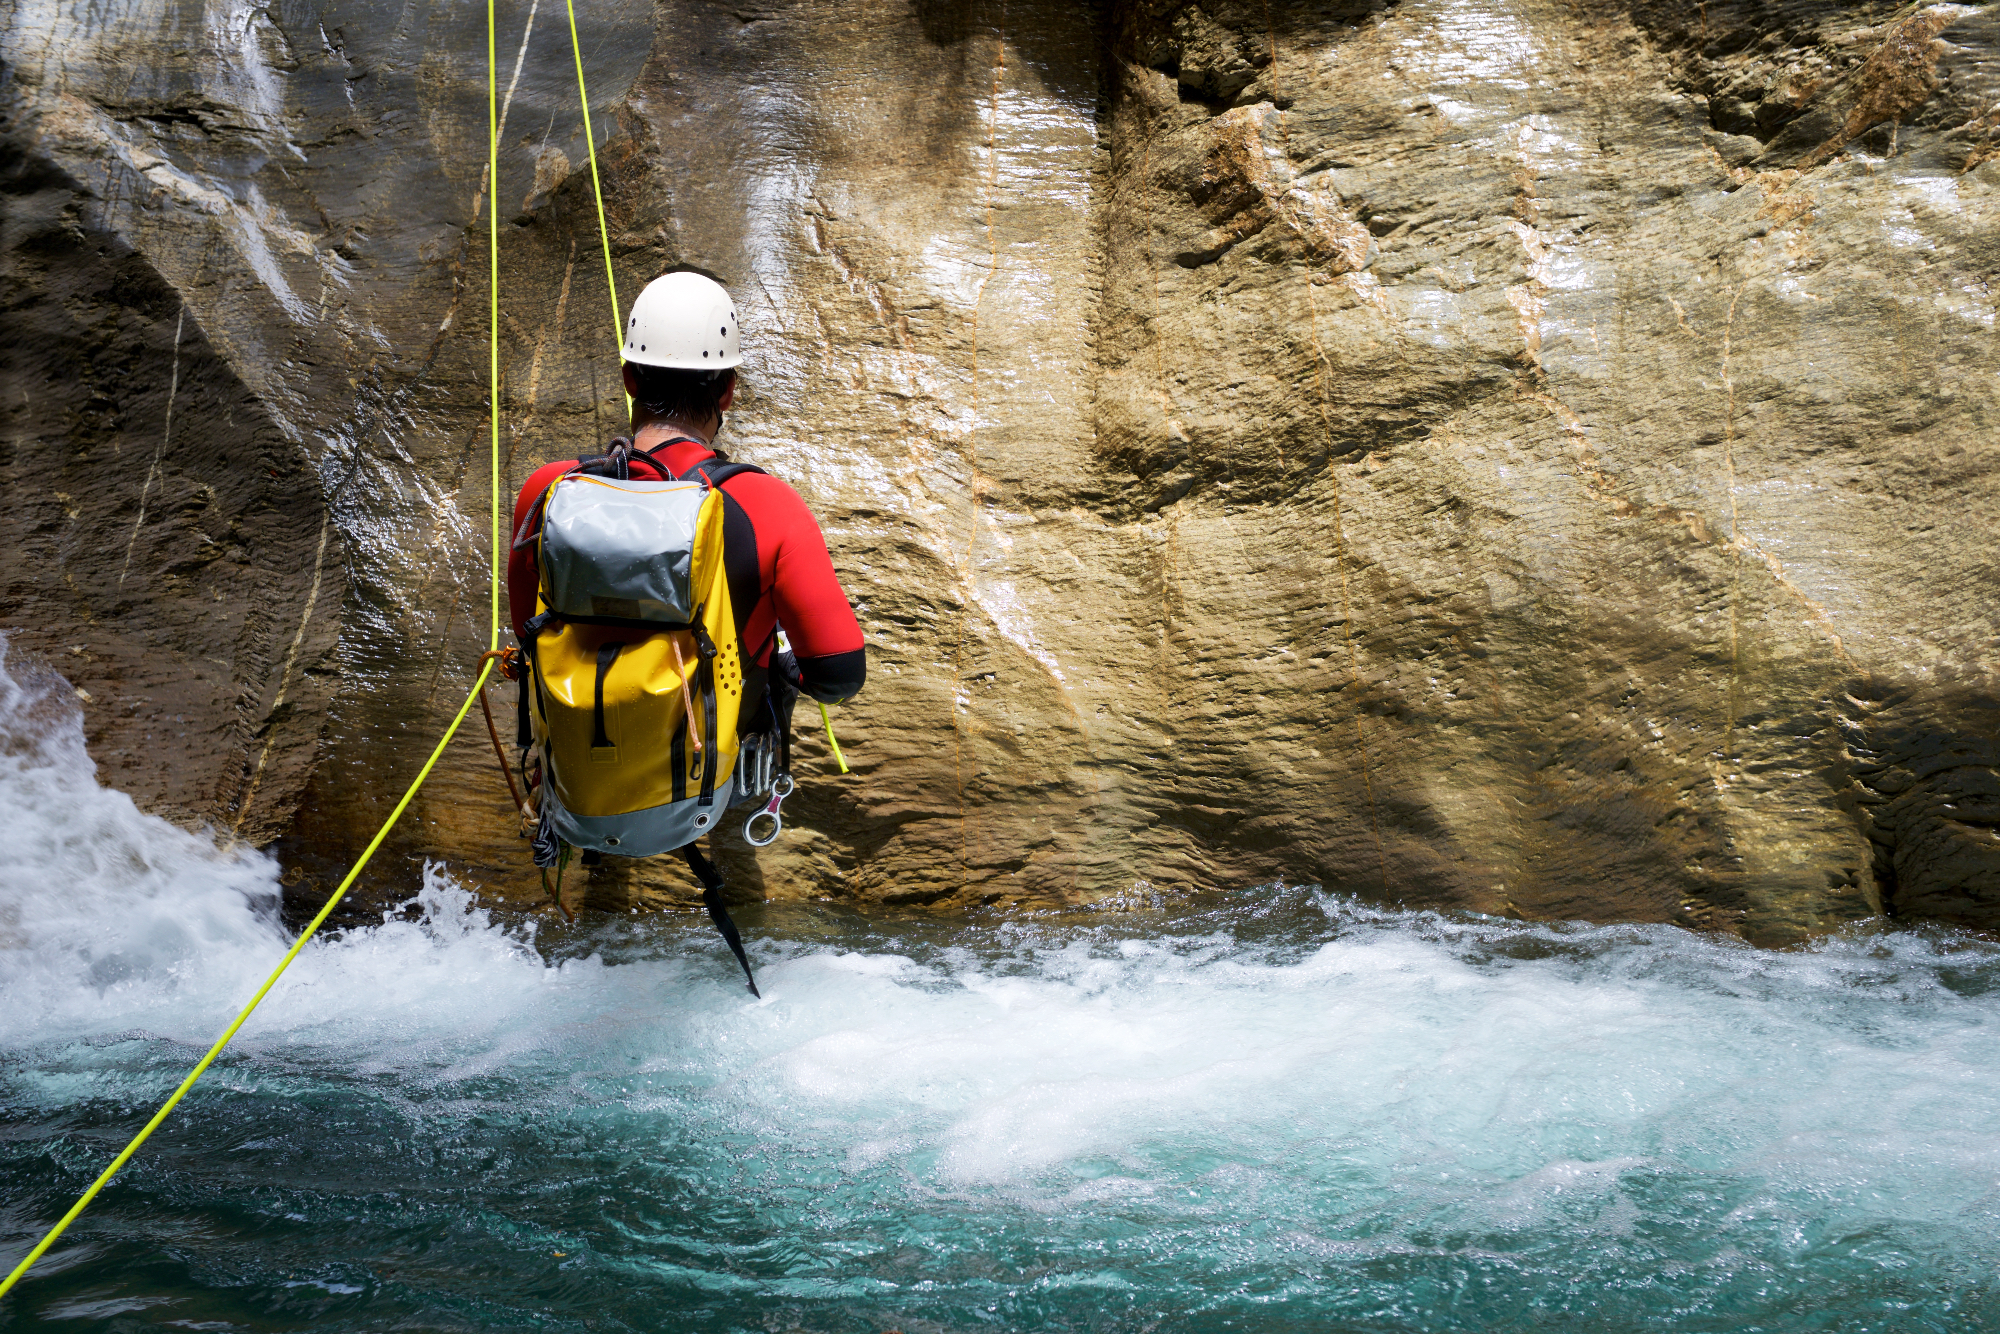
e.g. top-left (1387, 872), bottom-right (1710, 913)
top-left (744, 809), bottom-right (782, 847)
top-left (773, 772), bottom-right (796, 799)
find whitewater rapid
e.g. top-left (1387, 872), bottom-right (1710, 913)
top-left (5, 638), bottom-right (2000, 1330)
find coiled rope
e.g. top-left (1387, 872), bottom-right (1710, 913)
top-left (0, 0), bottom-right (624, 1298)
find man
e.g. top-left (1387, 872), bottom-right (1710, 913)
top-left (507, 269), bottom-right (865, 712)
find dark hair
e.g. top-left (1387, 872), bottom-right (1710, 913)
top-left (627, 364), bottom-right (734, 422)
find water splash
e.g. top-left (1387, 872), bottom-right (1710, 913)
top-left (0, 640), bottom-right (285, 1043)
top-left (4, 641), bottom-right (2000, 1330)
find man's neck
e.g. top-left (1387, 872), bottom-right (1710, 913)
top-left (632, 414), bottom-right (715, 450)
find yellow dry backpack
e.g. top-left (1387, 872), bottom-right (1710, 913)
top-left (514, 447), bottom-right (789, 993)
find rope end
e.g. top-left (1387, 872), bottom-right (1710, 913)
top-left (817, 700), bottom-right (849, 775)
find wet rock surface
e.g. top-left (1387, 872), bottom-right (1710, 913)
top-left (3, 0), bottom-right (1996, 941)
top-left (0, 143), bottom-right (335, 843)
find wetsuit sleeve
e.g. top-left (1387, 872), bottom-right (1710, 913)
top-left (760, 481), bottom-right (866, 703)
top-left (508, 461), bottom-right (575, 640)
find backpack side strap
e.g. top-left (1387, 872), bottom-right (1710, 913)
top-left (680, 843), bottom-right (761, 997)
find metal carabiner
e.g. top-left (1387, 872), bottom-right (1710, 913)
top-left (743, 772), bottom-right (795, 847)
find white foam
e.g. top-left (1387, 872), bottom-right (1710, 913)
top-left (6, 636), bottom-right (2000, 1250)
top-left (0, 640), bottom-right (289, 1043)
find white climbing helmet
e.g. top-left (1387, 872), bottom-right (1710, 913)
top-left (622, 271), bottom-right (741, 369)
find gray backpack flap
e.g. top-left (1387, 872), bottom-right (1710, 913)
top-left (538, 475), bottom-right (708, 625)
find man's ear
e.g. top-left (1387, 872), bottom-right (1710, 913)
top-left (717, 371), bottom-right (737, 412)
top-left (622, 363), bottom-right (639, 398)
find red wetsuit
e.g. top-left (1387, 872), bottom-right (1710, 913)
top-left (508, 436), bottom-right (865, 703)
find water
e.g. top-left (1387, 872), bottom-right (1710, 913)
top-left (5, 647), bottom-right (2000, 1332)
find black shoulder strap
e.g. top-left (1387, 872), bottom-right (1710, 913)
top-left (677, 455), bottom-right (769, 488)
top-left (631, 436), bottom-right (770, 489)
top-left (680, 843), bottom-right (761, 996)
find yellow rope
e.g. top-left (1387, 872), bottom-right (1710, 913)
top-left (817, 700), bottom-right (849, 774)
top-left (563, 0), bottom-right (629, 410)
top-left (490, 0), bottom-right (502, 646)
top-left (0, 664), bottom-right (496, 1300)
top-left (0, 0), bottom-right (511, 1300)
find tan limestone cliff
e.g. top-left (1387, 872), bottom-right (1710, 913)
top-left (4, 0), bottom-right (1998, 942)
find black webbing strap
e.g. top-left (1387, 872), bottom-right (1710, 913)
top-left (770, 647), bottom-right (801, 776)
top-left (518, 610), bottom-right (553, 763)
top-left (691, 621), bottom-right (719, 807)
top-left (678, 458), bottom-right (768, 488)
top-left (680, 844), bottom-right (760, 996)
top-left (515, 668), bottom-right (532, 748)
top-left (591, 642), bottom-right (622, 753)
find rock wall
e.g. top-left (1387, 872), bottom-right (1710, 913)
top-left (0, 139), bottom-right (336, 844)
top-left (3, 0), bottom-right (1997, 941)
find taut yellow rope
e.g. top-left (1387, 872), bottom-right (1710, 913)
top-left (563, 0), bottom-right (628, 411)
top-left (0, 0), bottom-right (511, 1299)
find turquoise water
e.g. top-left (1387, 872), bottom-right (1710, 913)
top-left (6, 655), bottom-right (2000, 1331)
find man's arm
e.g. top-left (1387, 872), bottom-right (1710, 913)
top-left (756, 480), bottom-right (865, 703)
